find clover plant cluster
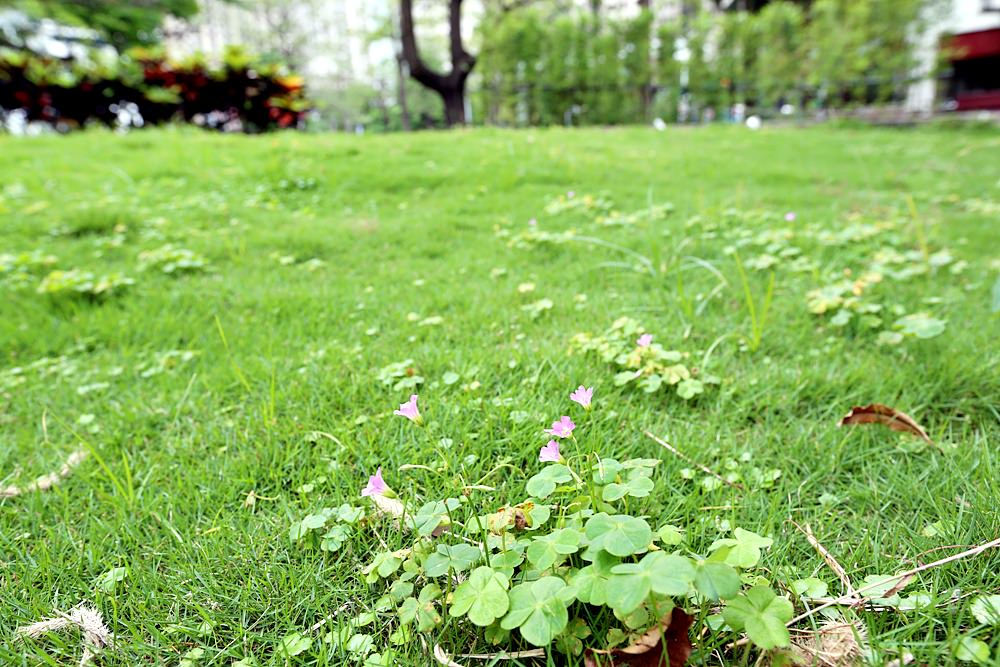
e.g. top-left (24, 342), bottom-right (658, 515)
top-left (37, 268), bottom-right (134, 298)
top-left (570, 317), bottom-right (718, 400)
top-left (291, 391), bottom-right (794, 664)
top-left (137, 244), bottom-right (208, 274)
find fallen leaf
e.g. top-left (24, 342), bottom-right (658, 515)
top-left (880, 573), bottom-right (916, 599)
top-left (432, 643), bottom-right (546, 666)
top-left (838, 404), bottom-right (932, 445)
top-left (372, 493), bottom-right (405, 518)
top-left (584, 609), bottom-right (692, 667)
top-left (787, 620), bottom-right (867, 667)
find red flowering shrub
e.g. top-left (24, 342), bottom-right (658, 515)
top-left (0, 46), bottom-right (309, 132)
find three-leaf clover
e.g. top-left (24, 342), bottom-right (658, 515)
top-left (693, 560), bottom-right (741, 601)
top-left (584, 513), bottom-right (652, 557)
top-left (605, 552), bottom-right (696, 614)
top-left (423, 543), bottom-right (483, 577)
top-left (364, 551), bottom-right (403, 582)
top-left (789, 577), bottom-right (828, 599)
top-left (708, 528), bottom-right (773, 568)
top-left (321, 524), bottom-right (351, 552)
top-left (501, 577), bottom-right (571, 646)
top-left (449, 566), bottom-right (510, 626)
top-left (722, 585), bottom-right (794, 650)
top-left (568, 550), bottom-right (618, 606)
top-left (525, 528), bottom-right (582, 570)
top-left (555, 618), bottom-right (592, 656)
top-left (526, 465), bottom-right (575, 499)
top-left (411, 499), bottom-right (461, 537)
top-left (601, 474), bottom-right (655, 501)
top-left (677, 378), bottom-right (704, 399)
top-left (399, 584), bottom-right (442, 631)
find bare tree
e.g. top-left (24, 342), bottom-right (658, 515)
top-left (399, 0), bottom-right (475, 126)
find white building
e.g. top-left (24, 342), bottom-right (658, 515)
top-left (907, 0), bottom-right (1000, 112)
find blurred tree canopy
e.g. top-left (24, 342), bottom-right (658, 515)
top-left (1, 0), bottom-right (198, 48)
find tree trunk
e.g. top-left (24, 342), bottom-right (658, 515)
top-left (442, 89), bottom-right (466, 125)
top-left (396, 54), bottom-right (412, 131)
top-left (399, 0), bottom-right (476, 127)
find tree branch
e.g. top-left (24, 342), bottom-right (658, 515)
top-left (399, 0), bottom-right (446, 90)
top-left (447, 0), bottom-right (475, 83)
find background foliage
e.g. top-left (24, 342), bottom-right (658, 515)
top-left (0, 45), bottom-right (309, 131)
top-left (476, 0), bottom-right (929, 126)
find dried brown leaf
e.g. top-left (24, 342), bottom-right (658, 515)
top-left (838, 404), bottom-right (932, 444)
top-left (787, 620), bottom-right (867, 667)
top-left (584, 609), bottom-right (692, 667)
top-left (371, 493), bottom-right (405, 518)
top-left (435, 645), bottom-right (546, 664)
top-left (880, 573), bottom-right (916, 599)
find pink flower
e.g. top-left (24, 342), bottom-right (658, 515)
top-left (570, 385), bottom-right (593, 409)
top-left (637, 333), bottom-right (653, 348)
top-left (361, 467), bottom-right (388, 497)
top-left (393, 394), bottom-right (422, 424)
top-left (784, 212), bottom-right (796, 222)
top-left (528, 217), bottom-right (537, 227)
top-left (539, 440), bottom-right (561, 463)
top-left (567, 190), bottom-right (576, 199)
top-left (546, 416), bottom-right (576, 438)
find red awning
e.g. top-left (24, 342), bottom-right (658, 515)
top-left (948, 27), bottom-right (1000, 61)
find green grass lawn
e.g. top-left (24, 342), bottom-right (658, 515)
top-left (1, 125), bottom-right (999, 666)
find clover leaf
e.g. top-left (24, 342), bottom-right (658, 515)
top-left (895, 313), bottom-right (946, 339)
top-left (320, 524), bottom-right (351, 552)
top-left (584, 513), bottom-right (652, 557)
top-left (971, 595), bottom-right (1000, 626)
top-left (278, 632), bottom-right (312, 658)
top-left (555, 618), bottom-right (591, 656)
top-left (722, 585), bottom-right (794, 650)
top-left (656, 524), bottom-right (685, 546)
top-left (708, 528), bottom-right (773, 568)
top-left (602, 474), bottom-right (654, 501)
top-left (526, 464), bottom-right (575, 499)
top-left (605, 552), bottom-right (695, 614)
top-left (568, 550), bottom-right (618, 606)
top-left (525, 528), bottom-right (583, 570)
top-left (411, 498), bottom-right (462, 537)
top-left (96, 566), bottom-right (128, 593)
top-left (955, 635), bottom-right (990, 664)
top-left (399, 584), bottom-right (442, 632)
top-left (613, 370), bottom-right (638, 386)
top-left (449, 566), bottom-right (510, 627)
top-left (693, 560), bottom-right (742, 601)
top-left (489, 549), bottom-right (526, 577)
top-left (423, 543), bottom-right (483, 577)
top-left (363, 551), bottom-right (403, 583)
top-left (591, 458), bottom-right (623, 484)
top-left (789, 577), bottom-right (828, 599)
top-left (677, 378), bottom-right (704, 399)
top-left (501, 577), bottom-right (571, 646)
